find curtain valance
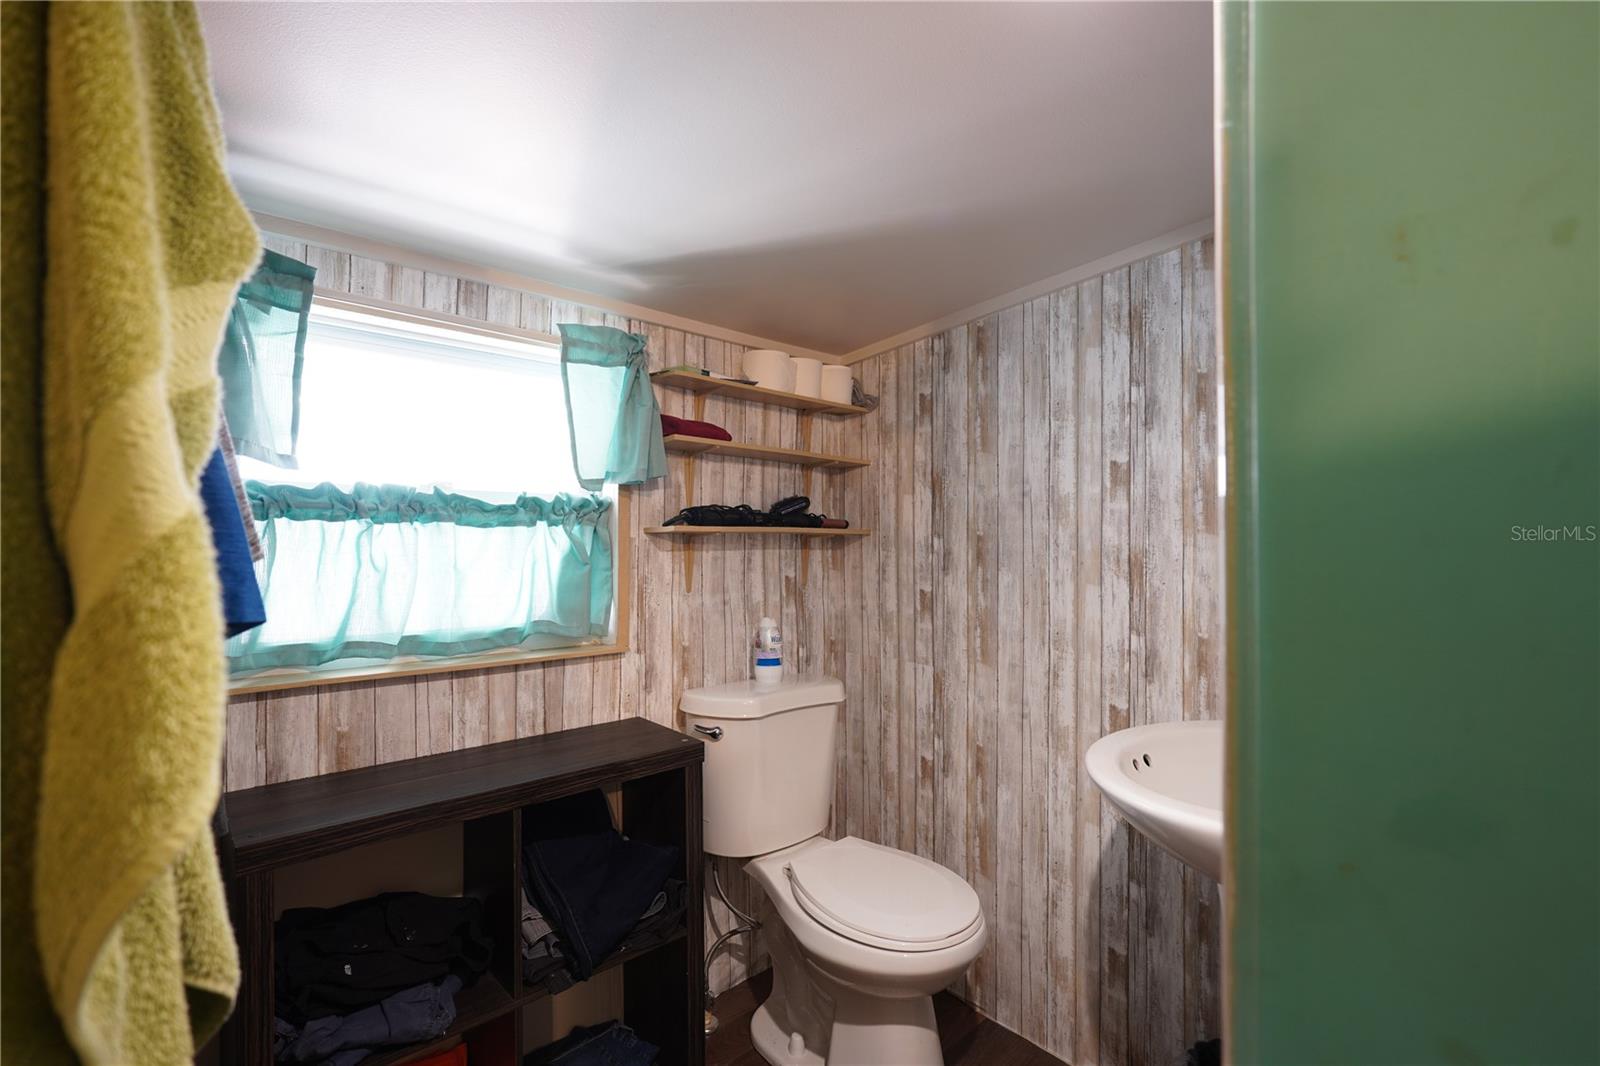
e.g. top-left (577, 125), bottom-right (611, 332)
top-left (227, 482), bottom-right (613, 672)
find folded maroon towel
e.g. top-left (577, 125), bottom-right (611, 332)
top-left (661, 414), bottom-right (733, 442)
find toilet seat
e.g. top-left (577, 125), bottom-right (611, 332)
top-left (784, 837), bottom-right (982, 952)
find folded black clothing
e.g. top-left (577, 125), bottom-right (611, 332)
top-left (275, 892), bottom-right (491, 1023)
top-left (521, 879), bottom-right (687, 995)
top-left (525, 1020), bottom-right (658, 1066)
top-left (662, 503), bottom-right (764, 526)
top-left (661, 503), bottom-right (831, 528)
top-left (521, 790), bottom-right (678, 980)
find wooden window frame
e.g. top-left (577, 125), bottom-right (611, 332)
top-left (226, 292), bottom-right (634, 696)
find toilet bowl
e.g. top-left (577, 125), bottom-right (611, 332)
top-left (682, 677), bottom-right (986, 1066)
top-left (744, 836), bottom-right (986, 1065)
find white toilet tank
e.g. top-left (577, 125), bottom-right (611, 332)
top-left (682, 676), bottom-right (844, 858)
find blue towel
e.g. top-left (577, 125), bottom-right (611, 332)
top-left (199, 445), bottom-right (265, 636)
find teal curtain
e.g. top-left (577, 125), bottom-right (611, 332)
top-left (226, 482), bottom-right (613, 672)
top-left (219, 250), bottom-right (316, 467)
top-left (558, 323), bottom-right (666, 490)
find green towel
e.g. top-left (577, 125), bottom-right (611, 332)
top-left (1, 3), bottom-right (261, 1062)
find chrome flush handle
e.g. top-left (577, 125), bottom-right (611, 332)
top-left (693, 724), bottom-right (724, 740)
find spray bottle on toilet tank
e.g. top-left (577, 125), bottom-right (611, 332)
top-left (753, 616), bottom-right (783, 686)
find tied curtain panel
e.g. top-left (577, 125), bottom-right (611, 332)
top-left (228, 483), bottom-right (613, 672)
top-left (558, 323), bottom-right (666, 491)
top-left (219, 249), bottom-right (316, 468)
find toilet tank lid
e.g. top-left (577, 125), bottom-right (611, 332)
top-left (681, 676), bottom-right (844, 719)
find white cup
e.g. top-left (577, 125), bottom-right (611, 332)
top-left (820, 364), bottom-right (854, 404)
top-left (743, 349), bottom-right (793, 391)
top-left (792, 357), bottom-right (822, 398)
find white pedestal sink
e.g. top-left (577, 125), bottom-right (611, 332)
top-left (1085, 721), bottom-right (1223, 882)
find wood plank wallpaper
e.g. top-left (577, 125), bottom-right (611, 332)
top-left (222, 232), bottom-right (1220, 1064)
top-left (828, 237), bottom-right (1222, 1065)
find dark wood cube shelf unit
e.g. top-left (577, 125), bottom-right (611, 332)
top-left (218, 717), bottom-right (706, 1066)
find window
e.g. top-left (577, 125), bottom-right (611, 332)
top-left (228, 302), bottom-right (624, 682)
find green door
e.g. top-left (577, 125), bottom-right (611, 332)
top-left (1221, 2), bottom-right (1599, 1063)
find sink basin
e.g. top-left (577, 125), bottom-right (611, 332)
top-left (1085, 721), bottom-right (1223, 882)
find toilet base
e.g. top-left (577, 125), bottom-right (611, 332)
top-left (752, 990), bottom-right (945, 1066)
top-left (751, 1002), bottom-right (826, 1066)
top-left (826, 992), bottom-right (943, 1066)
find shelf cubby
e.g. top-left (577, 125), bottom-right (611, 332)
top-left (218, 718), bottom-right (706, 1066)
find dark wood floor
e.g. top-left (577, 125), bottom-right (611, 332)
top-left (706, 971), bottom-right (1068, 1066)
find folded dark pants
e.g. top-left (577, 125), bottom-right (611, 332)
top-left (522, 880), bottom-right (687, 995)
top-left (281, 976), bottom-right (462, 1063)
top-left (520, 790), bottom-right (678, 979)
top-left (526, 1021), bottom-right (658, 1066)
top-left (615, 880), bottom-right (687, 955)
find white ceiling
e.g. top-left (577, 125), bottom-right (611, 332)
top-left (199, 2), bottom-right (1212, 354)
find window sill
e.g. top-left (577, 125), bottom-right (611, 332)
top-left (227, 640), bottom-right (628, 696)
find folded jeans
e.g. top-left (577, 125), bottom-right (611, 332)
top-left (277, 976), bottom-right (462, 1063)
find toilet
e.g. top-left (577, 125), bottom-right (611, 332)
top-left (683, 677), bottom-right (986, 1066)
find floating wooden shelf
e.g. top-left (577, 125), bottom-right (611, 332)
top-left (644, 525), bottom-right (870, 537)
top-left (662, 434), bottom-right (869, 470)
top-left (651, 369), bottom-right (869, 416)
top-left (652, 369), bottom-right (870, 596)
